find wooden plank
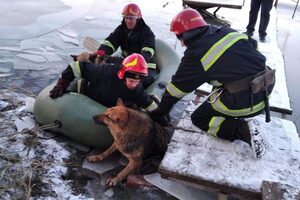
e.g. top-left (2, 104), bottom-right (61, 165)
top-left (183, 0), bottom-right (244, 9)
top-left (159, 103), bottom-right (300, 200)
top-left (262, 181), bottom-right (300, 200)
top-left (159, 170), bottom-right (261, 200)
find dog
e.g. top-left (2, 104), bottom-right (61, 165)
top-left (71, 51), bottom-right (123, 66)
top-left (87, 98), bottom-right (171, 186)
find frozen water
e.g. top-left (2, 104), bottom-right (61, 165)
top-left (16, 53), bottom-right (47, 63)
top-left (0, 100), bottom-right (9, 110)
top-left (84, 15), bottom-right (97, 21)
top-left (144, 173), bottom-right (217, 200)
top-left (15, 116), bottom-right (35, 132)
top-left (82, 150), bottom-right (122, 175)
top-left (0, 62), bottom-right (13, 73)
top-left (58, 32), bottom-right (80, 46)
top-left (58, 28), bottom-right (78, 38)
top-left (0, 0), bottom-right (93, 39)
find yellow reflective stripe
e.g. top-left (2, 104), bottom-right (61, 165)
top-left (201, 33), bottom-right (248, 71)
top-left (141, 47), bottom-right (155, 57)
top-left (147, 63), bottom-right (156, 69)
top-left (210, 80), bottom-right (223, 87)
top-left (103, 40), bottom-right (116, 53)
top-left (76, 62), bottom-right (81, 77)
top-left (166, 82), bottom-right (187, 98)
top-left (146, 101), bottom-right (158, 111)
top-left (210, 91), bottom-right (265, 116)
top-left (77, 78), bottom-right (83, 93)
top-left (207, 116), bottom-right (225, 137)
top-left (69, 62), bottom-right (82, 78)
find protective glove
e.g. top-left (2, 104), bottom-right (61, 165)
top-left (49, 79), bottom-right (70, 99)
top-left (149, 94), bottom-right (161, 104)
top-left (104, 56), bottom-right (124, 66)
top-left (89, 50), bottom-right (106, 64)
top-left (149, 108), bottom-right (171, 127)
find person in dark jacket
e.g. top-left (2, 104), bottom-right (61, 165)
top-left (94, 3), bottom-right (157, 89)
top-left (49, 53), bottom-right (158, 111)
top-left (150, 9), bottom-right (275, 159)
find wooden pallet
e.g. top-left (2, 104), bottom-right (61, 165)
top-left (159, 103), bottom-right (300, 200)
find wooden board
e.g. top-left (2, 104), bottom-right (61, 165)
top-left (262, 181), bottom-right (300, 200)
top-left (159, 101), bottom-right (300, 199)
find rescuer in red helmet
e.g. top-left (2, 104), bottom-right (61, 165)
top-left (94, 3), bottom-right (158, 89)
top-left (49, 53), bottom-right (158, 111)
top-left (149, 8), bottom-right (275, 159)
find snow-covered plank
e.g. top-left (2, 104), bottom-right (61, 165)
top-left (159, 102), bottom-right (300, 199)
top-left (262, 181), bottom-right (300, 200)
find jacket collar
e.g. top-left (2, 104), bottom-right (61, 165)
top-left (183, 25), bottom-right (221, 46)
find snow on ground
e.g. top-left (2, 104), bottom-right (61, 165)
top-left (0, 91), bottom-right (89, 199)
top-left (0, 0), bottom-right (299, 199)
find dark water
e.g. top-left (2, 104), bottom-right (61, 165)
top-left (0, 69), bottom-right (55, 95)
top-left (277, 1), bottom-right (300, 133)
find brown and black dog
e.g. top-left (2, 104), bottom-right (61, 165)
top-left (87, 98), bottom-right (171, 186)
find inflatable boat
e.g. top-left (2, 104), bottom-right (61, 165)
top-left (33, 39), bottom-right (180, 148)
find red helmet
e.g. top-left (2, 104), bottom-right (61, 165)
top-left (170, 8), bottom-right (207, 35)
top-left (118, 53), bottom-right (148, 79)
top-left (122, 3), bottom-right (142, 18)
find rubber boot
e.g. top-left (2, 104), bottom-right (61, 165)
top-left (237, 119), bottom-right (267, 159)
top-left (247, 119), bottom-right (267, 159)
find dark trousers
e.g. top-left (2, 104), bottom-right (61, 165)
top-left (246, 0), bottom-right (274, 37)
top-left (190, 82), bottom-right (274, 141)
top-left (191, 101), bottom-right (263, 142)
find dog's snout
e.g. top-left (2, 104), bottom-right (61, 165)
top-left (93, 115), bottom-right (98, 122)
top-left (93, 115), bottom-right (106, 125)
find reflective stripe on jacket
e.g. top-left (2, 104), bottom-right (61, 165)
top-left (99, 18), bottom-right (156, 68)
top-left (159, 25), bottom-right (267, 114)
top-left (61, 62), bottom-right (154, 110)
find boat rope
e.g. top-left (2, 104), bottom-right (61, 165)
top-left (0, 120), bottom-right (62, 139)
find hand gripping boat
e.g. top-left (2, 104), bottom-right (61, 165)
top-left (33, 39), bottom-right (180, 148)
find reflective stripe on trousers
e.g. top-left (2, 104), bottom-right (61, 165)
top-left (207, 116), bottom-right (225, 137)
top-left (209, 89), bottom-right (265, 117)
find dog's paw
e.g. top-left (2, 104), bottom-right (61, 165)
top-left (106, 177), bottom-right (120, 187)
top-left (87, 155), bottom-right (104, 162)
top-left (77, 52), bottom-right (90, 62)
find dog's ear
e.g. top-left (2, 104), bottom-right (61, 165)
top-left (115, 109), bottom-right (128, 127)
top-left (116, 98), bottom-right (124, 106)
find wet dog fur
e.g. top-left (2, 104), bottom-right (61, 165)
top-left (87, 98), bottom-right (171, 186)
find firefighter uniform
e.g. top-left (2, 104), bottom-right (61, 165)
top-left (98, 18), bottom-right (157, 88)
top-left (158, 25), bottom-right (275, 141)
top-left (61, 61), bottom-right (157, 111)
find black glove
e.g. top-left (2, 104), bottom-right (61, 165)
top-left (149, 94), bottom-right (161, 104)
top-left (49, 79), bottom-right (70, 99)
top-left (149, 108), bottom-right (170, 127)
